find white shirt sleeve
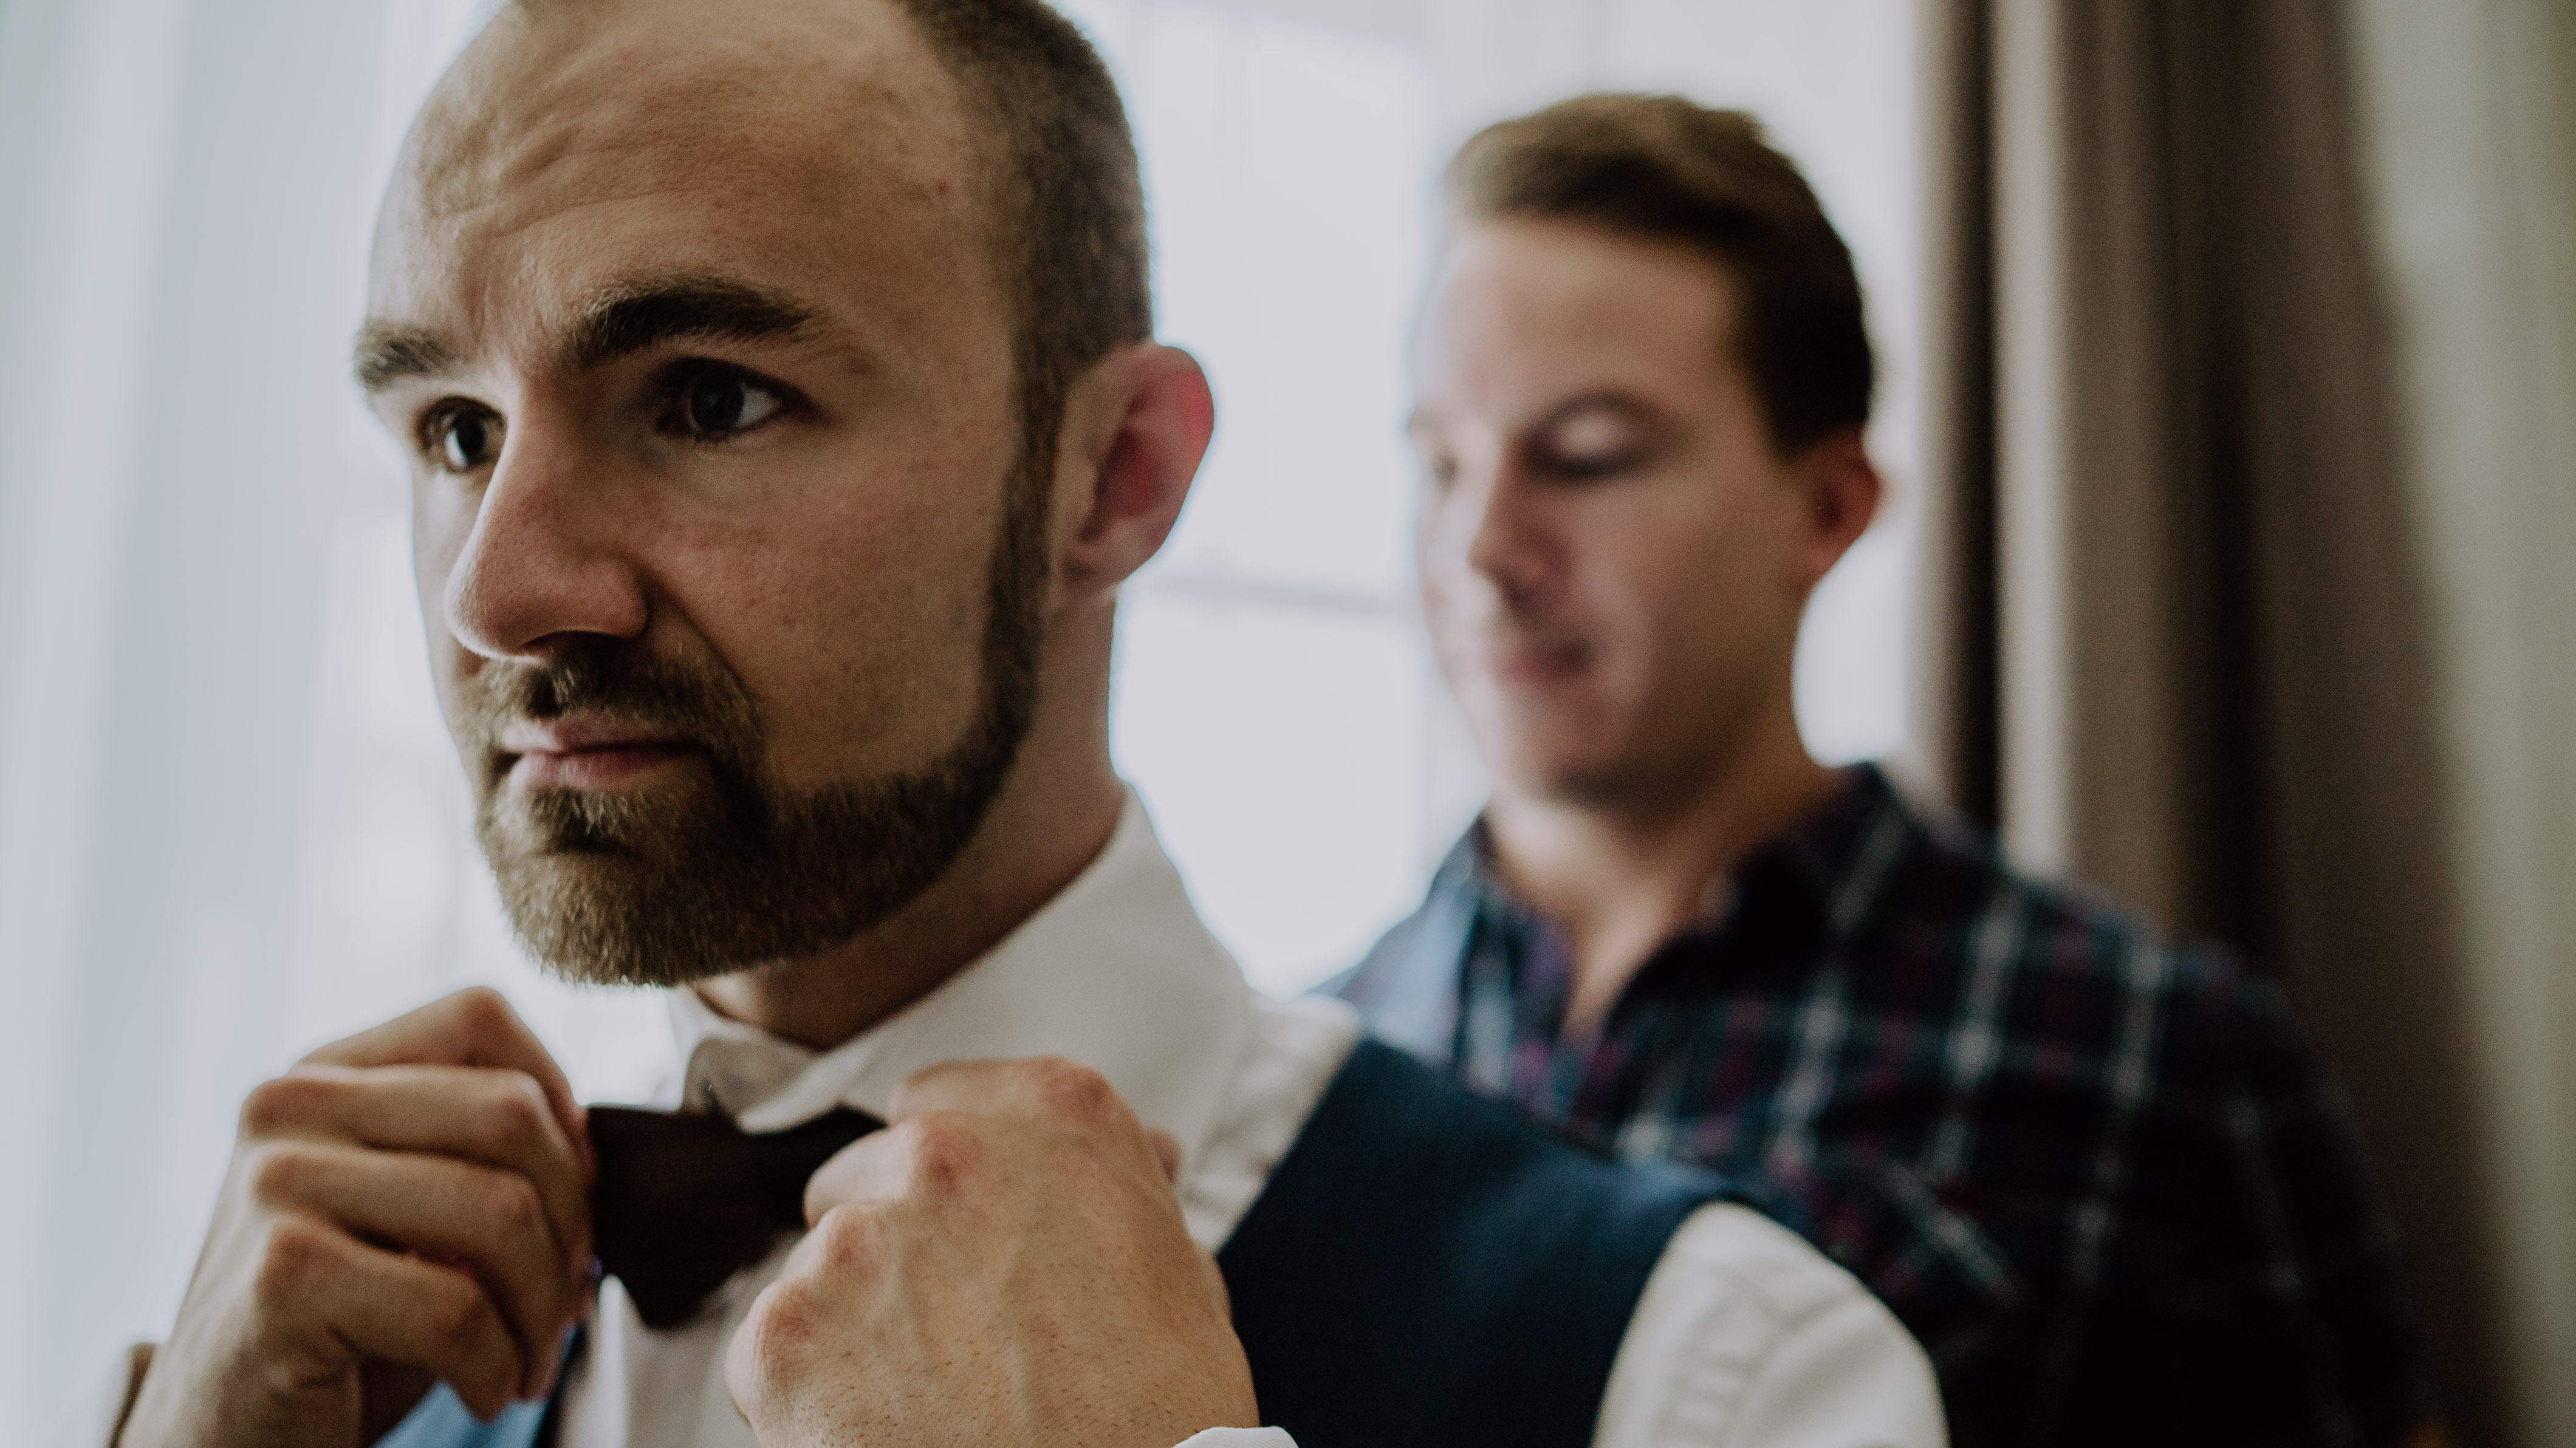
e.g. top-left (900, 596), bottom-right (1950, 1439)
top-left (1592, 1203), bottom-right (1947, 1448)
top-left (1174, 1432), bottom-right (1298, 1447)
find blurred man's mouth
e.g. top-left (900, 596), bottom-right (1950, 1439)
top-left (1476, 629), bottom-right (1591, 686)
top-left (498, 718), bottom-right (699, 791)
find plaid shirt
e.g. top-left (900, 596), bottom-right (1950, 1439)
top-left (1334, 765), bottom-right (2424, 1448)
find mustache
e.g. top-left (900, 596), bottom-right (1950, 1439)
top-left (455, 643), bottom-right (766, 779)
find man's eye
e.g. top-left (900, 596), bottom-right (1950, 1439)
top-left (1547, 449), bottom-right (1639, 480)
top-left (1540, 409), bottom-right (1649, 480)
top-left (433, 409), bottom-right (502, 473)
top-left (674, 369), bottom-right (786, 439)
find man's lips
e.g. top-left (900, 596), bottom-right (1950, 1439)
top-left (1474, 633), bottom-right (1590, 685)
top-left (498, 720), bottom-right (698, 791)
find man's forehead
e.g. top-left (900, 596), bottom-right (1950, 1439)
top-left (369, 0), bottom-right (987, 336)
top-left (1414, 222), bottom-right (1740, 404)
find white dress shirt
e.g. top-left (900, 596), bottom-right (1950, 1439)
top-left (80, 791), bottom-right (1944, 1448)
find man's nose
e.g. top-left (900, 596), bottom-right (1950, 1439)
top-left (440, 418), bottom-right (649, 660)
top-left (1435, 456), bottom-right (1555, 600)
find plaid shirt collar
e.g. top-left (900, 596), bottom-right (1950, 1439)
top-left (1444, 764), bottom-right (1906, 1004)
top-left (1368, 763), bottom-right (1919, 1073)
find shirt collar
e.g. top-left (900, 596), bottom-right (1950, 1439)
top-left (1442, 762), bottom-right (1910, 944)
top-left (663, 788), bottom-right (1257, 1173)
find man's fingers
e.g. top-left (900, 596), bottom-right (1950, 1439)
top-left (244, 1064), bottom-right (592, 1276)
top-left (259, 1219), bottom-right (529, 1419)
top-left (803, 1088), bottom-right (1187, 1231)
top-left (881, 1060), bottom-right (1176, 1212)
top-left (302, 988), bottom-right (591, 1181)
top-left (244, 1140), bottom-right (580, 1399)
top-left (802, 1106), bottom-right (1120, 1225)
top-left (890, 1057), bottom-right (1149, 1141)
top-left (801, 1126), bottom-right (920, 1226)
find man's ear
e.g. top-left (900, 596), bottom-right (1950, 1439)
top-left (1055, 343), bottom-right (1216, 603)
top-left (1792, 427), bottom-right (1883, 592)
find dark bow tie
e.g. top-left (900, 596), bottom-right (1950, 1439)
top-left (586, 1104), bottom-right (885, 1328)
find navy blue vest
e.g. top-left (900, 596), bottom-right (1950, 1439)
top-left (380, 1039), bottom-right (1732, 1448)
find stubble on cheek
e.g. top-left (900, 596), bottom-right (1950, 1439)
top-left (444, 448), bottom-right (1051, 988)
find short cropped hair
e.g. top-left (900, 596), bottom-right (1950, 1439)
top-left (1447, 95), bottom-right (1872, 454)
top-left (893, 0), bottom-right (1151, 463)
top-left (502, 0), bottom-right (1151, 458)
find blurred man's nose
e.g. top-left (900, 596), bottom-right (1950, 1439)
top-left (440, 412), bottom-right (650, 661)
top-left (1430, 450), bottom-right (1555, 605)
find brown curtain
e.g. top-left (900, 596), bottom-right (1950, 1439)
top-left (1913, 1), bottom-right (2507, 1439)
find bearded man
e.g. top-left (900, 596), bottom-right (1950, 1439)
top-left (91, 4), bottom-right (1944, 1448)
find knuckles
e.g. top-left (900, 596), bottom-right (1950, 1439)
top-left (447, 984), bottom-right (518, 1037)
top-left (478, 1170), bottom-right (547, 1240)
top-left (1019, 1056), bottom-right (1119, 1126)
top-left (808, 1203), bottom-right (888, 1276)
top-left (247, 1215), bottom-right (342, 1304)
top-left (239, 1072), bottom-right (335, 1138)
top-left (740, 1272), bottom-right (829, 1376)
top-left (476, 1073), bottom-right (553, 1156)
top-left (416, 1269), bottom-right (500, 1345)
top-left (242, 1141), bottom-right (321, 1208)
top-left (894, 1113), bottom-right (987, 1197)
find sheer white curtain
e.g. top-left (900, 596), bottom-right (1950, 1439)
top-left (0, 0), bottom-right (475, 1437)
top-left (0, 1), bottom-right (1917, 1438)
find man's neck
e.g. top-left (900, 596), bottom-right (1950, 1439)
top-left (1484, 706), bottom-right (1834, 1035)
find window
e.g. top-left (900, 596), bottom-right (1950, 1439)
top-left (1092, 1), bottom-right (1444, 995)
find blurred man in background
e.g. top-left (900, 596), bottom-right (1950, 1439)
top-left (1337, 94), bottom-right (2430, 1448)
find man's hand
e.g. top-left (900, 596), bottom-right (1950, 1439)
top-left (118, 988), bottom-right (594, 1448)
top-left (725, 1057), bottom-right (1260, 1448)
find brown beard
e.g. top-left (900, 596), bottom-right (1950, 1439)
top-left (451, 457), bottom-right (1049, 988)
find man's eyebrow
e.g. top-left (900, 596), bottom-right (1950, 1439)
top-left (1402, 391), bottom-right (1656, 440)
top-left (1536, 390), bottom-right (1656, 427)
top-left (564, 275), bottom-right (823, 372)
top-left (353, 323), bottom-right (459, 394)
top-left (352, 276), bottom-right (834, 396)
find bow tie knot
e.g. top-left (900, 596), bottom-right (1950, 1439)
top-left (586, 1104), bottom-right (884, 1328)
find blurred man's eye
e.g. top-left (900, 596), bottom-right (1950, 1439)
top-left (428, 406), bottom-right (503, 473)
top-left (1536, 442), bottom-right (1646, 481)
top-left (1535, 407), bottom-right (1650, 480)
top-left (670, 366), bottom-right (786, 439)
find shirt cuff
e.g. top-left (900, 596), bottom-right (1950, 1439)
top-left (1174, 1430), bottom-right (1294, 1447)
